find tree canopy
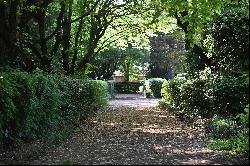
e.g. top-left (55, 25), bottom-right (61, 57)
top-left (0, 0), bottom-right (248, 78)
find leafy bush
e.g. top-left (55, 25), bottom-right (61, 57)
top-left (206, 105), bottom-right (249, 155)
top-left (114, 81), bottom-right (142, 93)
top-left (209, 76), bottom-right (248, 117)
top-left (161, 78), bottom-right (186, 106)
top-left (181, 79), bottom-right (212, 118)
top-left (0, 72), bottom-right (64, 144)
top-left (161, 75), bottom-right (248, 118)
top-left (161, 71), bottom-right (249, 155)
top-left (147, 78), bottom-right (166, 98)
top-left (205, 115), bottom-right (238, 139)
top-left (161, 77), bottom-right (212, 118)
top-left (0, 71), bottom-right (107, 145)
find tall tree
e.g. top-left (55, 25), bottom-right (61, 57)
top-left (209, 2), bottom-right (249, 76)
top-left (158, 0), bottom-right (241, 72)
top-left (148, 32), bottom-right (185, 79)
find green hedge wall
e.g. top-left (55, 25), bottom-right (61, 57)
top-left (148, 78), bottom-right (166, 98)
top-left (114, 81), bottom-right (142, 93)
top-left (161, 76), bottom-right (248, 118)
top-left (0, 72), bottom-right (107, 145)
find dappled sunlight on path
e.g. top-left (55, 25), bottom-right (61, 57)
top-left (27, 97), bottom-right (245, 165)
top-left (2, 94), bottom-right (246, 165)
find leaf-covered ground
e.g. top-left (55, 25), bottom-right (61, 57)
top-left (0, 94), bottom-right (248, 165)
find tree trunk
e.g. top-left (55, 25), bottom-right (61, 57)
top-left (76, 12), bottom-right (109, 74)
top-left (70, 16), bottom-right (84, 74)
top-left (0, 0), bottom-right (19, 68)
top-left (51, 2), bottom-right (65, 58)
top-left (37, 9), bottom-right (51, 72)
top-left (124, 62), bottom-right (130, 82)
top-left (61, 1), bottom-right (73, 75)
top-left (184, 37), bottom-right (212, 68)
top-left (175, 10), bottom-right (213, 69)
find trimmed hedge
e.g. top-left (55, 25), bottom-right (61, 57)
top-left (114, 81), bottom-right (142, 93)
top-left (0, 71), bottom-right (107, 145)
top-left (148, 78), bottom-right (166, 98)
top-left (161, 76), bottom-right (248, 118)
top-left (210, 76), bottom-right (248, 117)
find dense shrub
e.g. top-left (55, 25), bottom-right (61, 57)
top-left (206, 105), bottom-right (249, 155)
top-left (161, 75), bottom-right (248, 118)
top-left (161, 78), bottom-right (211, 118)
top-left (161, 78), bottom-right (187, 106)
top-left (114, 81), bottom-right (142, 93)
top-left (0, 71), bottom-right (107, 145)
top-left (147, 78), bottom-right (165, 98)
top-left (181, 79), bottom-right (212, 118)
top-left (205, 115), bottom-right (239, 139)
top-left (209, 76), bottom-right (248, 117)
top-left (161, 75), bottom-right (249, 155)
top-left (161, 70), bottom-right (249, 155)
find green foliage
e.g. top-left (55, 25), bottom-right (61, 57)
top-left (161, 0), bottom-right (239, 44)
top-left (206, 139), bottom-right (232, 151)
top-left (148, 32), bottom-right (186, 79)
top-left (161, 74), bottom-right (248, 118)
top-left (60, 159), bottom-right (74, 165)
top-left (207, 130), bottom-right (249, 154)
top-left (210, 2), bottom-right (249, 75)
top-left (0, 71), bottom-right (107, 145)
top-left (185, 51), bottom-right (206, 75)
top-left (206, 115), bottom-right (238, 139)
top-left (119, 45), bottom-right (150, 82)
top-left (89, 45), bottom-right (150, 82)
top-left (88, 47), bottom-right (124, 80)
top-left (206, 105), bottom-right (249, 155)
top-left (181, 79), bottom-right (212, 118)
top-left (161, 78), bottom-right (186, 105)
top-left (147, 78), bottom-right (166, 98)
top-left (0, 72), bottom-right (62, 143)
top-left (162, 77), bottom-right (204, 117)
top-left (161, 73), bottom-right (249, 155)
top-left (184, 1), bottom-right (249, 75)
top-left (237, 105), bottom-right (249, 126)
top-left (161, 80), bottom-right (171, 104)
top-left (114, 81), bottom-right (143, 94)
top-left (209, 76), bottom-right (248, 117)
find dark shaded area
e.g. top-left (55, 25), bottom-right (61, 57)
top-left (148, 32), bottom-right (185, 80)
